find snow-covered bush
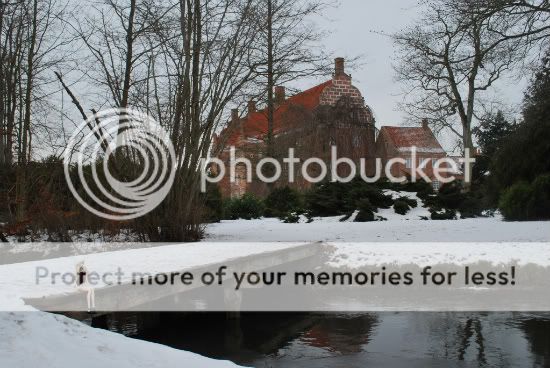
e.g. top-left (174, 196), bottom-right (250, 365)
top-left (354, 199), bottom-right (375, 222)
top-left (430, 209), bottom-right (457, 220)
top-left (281, 211), bottom-right (301, 223)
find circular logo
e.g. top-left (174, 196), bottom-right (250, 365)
top-left (63, 108), bottom-right (176, 220)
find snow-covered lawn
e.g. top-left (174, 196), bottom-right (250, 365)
top-left (205, 216), bottom-right (550, 242)
top-left (1, 211), bottom-right (549, 368)
top-left (205, 190), bottom-right (549, 243)
top-left (326, 242), bottom-right (550, 268)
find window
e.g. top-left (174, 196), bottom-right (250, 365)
top-left (432, 180), bottom-right (440, 191)
top-left (405, 158), bottom-right (412, 169)
top-left (431, 158), bottom-right (437, 168)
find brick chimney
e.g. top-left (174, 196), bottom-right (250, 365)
top-left (231, 108), bottom-right (244, 138)
top-left (421, 118), bottom-right (429, 129)
top-left (274, 86), bottom-right (285, 104)
top-left (335, 57), bottom-right (345, 76)
top-left (247, 99), bottom-right (256, 114)
top-left (231, 108), bottom-right (239, 123)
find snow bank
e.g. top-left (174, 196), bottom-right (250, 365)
top-left (0, 242), bottom-right (310, 368)
top-left (0, 242), bottom-right (306, 310)
top-left (0, 312), bottom-right (244, 368)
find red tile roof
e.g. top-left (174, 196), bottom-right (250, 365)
top-left (381, 126), bottom-right (445, 153)
top-left (217, 80), bottom-right (332, 146)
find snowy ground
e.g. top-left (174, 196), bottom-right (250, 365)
top-left (326, 242), bottom-right (550, 268)
top-left (205, 216), bottom-right (550, 242)
top-left (0, 312), bottom-right (243, 368)
top-left (206, 191), bottom-right (550, 243)
top-left (206, 190), bottom-right (550, 242)
top-left (0, 242), bottom-right (311, 368)
top-left (2, 198), bottom-right (549, 367)
top-left (0, 242), bottom-right (306, 310)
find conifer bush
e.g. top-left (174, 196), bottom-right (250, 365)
top-left (430, 209), bottom-right (457, 220)
top-left (223, 193), bottom-right (264, 220)
top-left (397, 196), bottom-right (417, 208)
top-left (305, 182), bottom-right (352, 216)
top-left (499, 174), bottom-right (550, 221)
top-left (354, 199), bottom-right (375, 222)
top-left (201, 183), bottom-right (223, 223)
top-left (264, 186), bottom-right (303, 218)
top-left (393, 200), bottom-right (410, 215)
top-left (281, 211), bottom-right (301, 223)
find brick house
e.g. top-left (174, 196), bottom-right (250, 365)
top-left (374, 120), bottom-right (453, 190)
top-left (213, 58), bottom-right (377, 198)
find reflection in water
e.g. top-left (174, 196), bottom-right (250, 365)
top-left (93, 312), bottom-right (550, 367)
top-left (302, 314), bottom-right (378, 354)
top-left (519, 317), bottom-right (550, 367)
top-left (456, 317), bottom-right (485, 363)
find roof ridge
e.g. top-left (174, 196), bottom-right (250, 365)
top-left (218, 79), bottom-right (333, 145)
top-left (251, 79), bottom-right (332, 114)
top-left (382, 125), bottom-right (425, 129)
top-left (381, 125), bottom-right (444, 151)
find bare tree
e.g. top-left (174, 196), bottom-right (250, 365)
top-left (140, 0), bottom-right (261, 240)
top-left (69, 0), bottom-right (177, 112)
top-left (392, 0), bottom-right (547, 184)
top-left (465, 1), bottom-right (550, 45)
top-left (56, 0), bottom-right (260, 240)
top-left (0, 1), bottom-right (26, 167)
top-left (394, 0), bottom-right (550, 151)
top-left (248, 0), bottom-right (335, 160)
top-left (8, 0), bottom-right (72, 221)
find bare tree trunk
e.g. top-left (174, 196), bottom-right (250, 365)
top-left (121, 0), bottom-right (136, 110)
top-left (266, 0), bottom-right (274, 157)
top-left (20, 0), bottom-right (37, 166)
top-left (264, 0), bottom-right (276, 190)
top-left (0, 3), bottom-right (5, 166)
top-left (0, 1), bottom-right (24, 167)
top-left (16, 0), bottom-right (38, 222)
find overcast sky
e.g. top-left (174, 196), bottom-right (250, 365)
top-left (303, 0), bottom-right (528, 138)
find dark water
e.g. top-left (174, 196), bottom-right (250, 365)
top-left (93, 311), bottom-right (550, 367)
